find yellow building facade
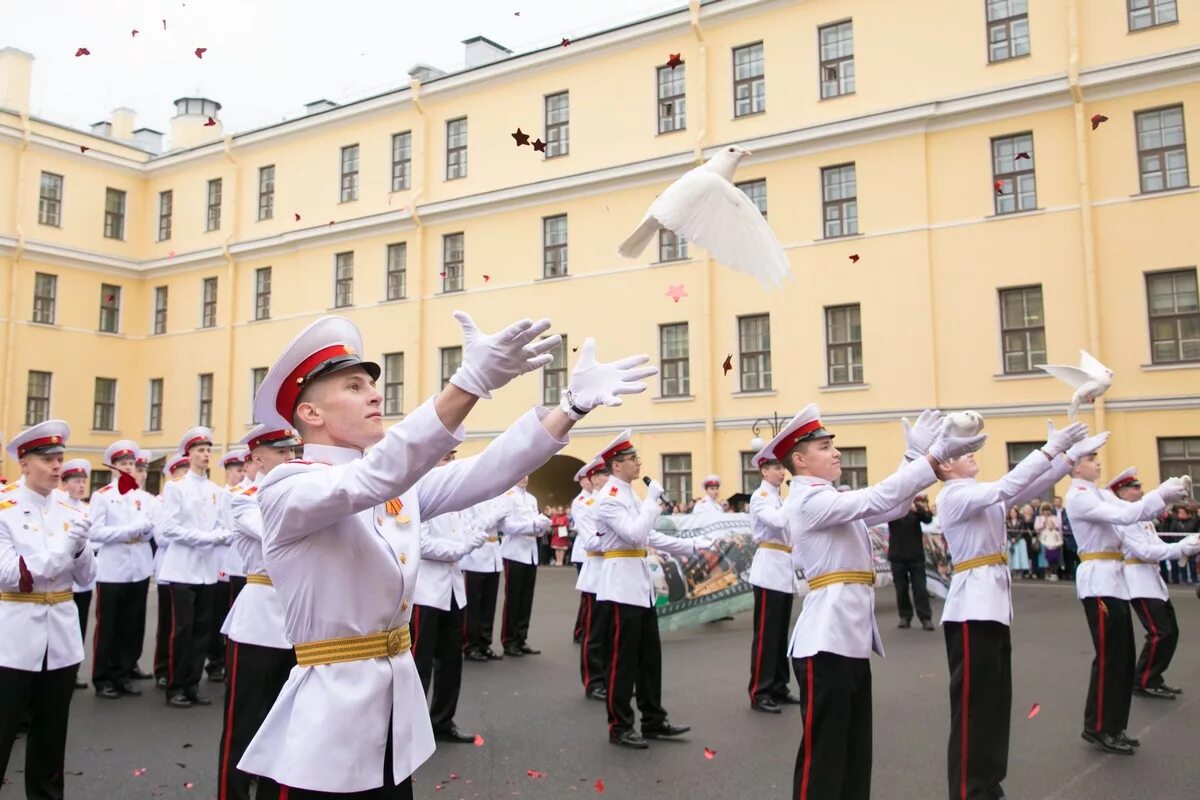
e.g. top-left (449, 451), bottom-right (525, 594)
top-left (1, 0), bottom-right (1198, 504)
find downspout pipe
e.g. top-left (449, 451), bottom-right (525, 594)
top-left (409, 79), bottom-right (427, 400)
top-left (1, 107), bottom-right (32, 477)
top-left (220, 134), bottom-right (240, 453)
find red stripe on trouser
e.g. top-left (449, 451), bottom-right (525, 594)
top-left (167, 588), bottom-right (177, 685)
top-left (606, 606), bottom-right (621, 735)
top-left (218, 642), bottom-right (239, 800)
top-left (279, 788), bottom-right (288, 799)
top-left (799, 659), bottom-right (813, 800)
top-left (960, 623), bottom-right (971, 800)
top-left (1096, 601), bottom-right (1106, 729)
top-left (500, 563), bottom-right (510, 644)
top-left (1139, 599), bottom-right (1158, 689)
top-left (750, 588), bottom-right (767, 701)
top-left (411, 608), bottom-right (421, 651)
top-left (581, 595), bottom-right (593, 688)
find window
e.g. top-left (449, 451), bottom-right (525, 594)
top-left (104, 188), bottom-right (126, 239)
top-left (442, 233), bottom-right (464, 292)
top-left (99, 284), bottom-right (121, 333)
top-left (383, 353), bottom-right (404, 416)
top-left (1146, 268), bottom-right (1199, 363)
top-left (825, 304), bottom-right (864, 385)
top-left (93, 378), bottom-right (116, 431)
top-left (148, 378), bottom-right (163, 431)
top-left (440, 347), bottom-right (462, 390)
top-left (1159, 437), bottom-right (1200, 500)
top-left (250, 367), bottom-right (267, 422)
top-left (1007, 442), bottom-right (1053, 501)
top-left (90, 470), bottom-right (112, 497)
top-left (334, 252), bottom-right (354, 308)
top-left (992, 133), bottom-right (1036, 213)
top-left (25, 371), bottom-right (51, 426)
top-left (198, 373), bottom-right (214, 427)
top-left (545, 92), bottom-right (569, 158)
top-left (258, 165), bottom-right (275, 220)
top-left (819, 21), bottom-right (855, 98)
top-left (255, 267), bottom-right (271, 321)
top-left (822, 164), bottom-right (858, 238)
top-left (157, 190), bottom-right (173, 240)
top-left (839, 447), bottom-right (868, 489)
top-left (543, 215), bottom-right (568, 277)
top-left (1136, 106), bottom-right (1189, 194)
top-left (741, 452), bottom-right (760, 494)
top-left (542, 336), bottom-right (568, 406)
top-left (201, 277), bottom-right (218, 328)
top-left (446, 118), bottom-right (468, 180)
top-left (392, 132), bottom-right (412, 192)
top-left (733, 43), bottom-right (765, 117)
top-left (340, 145), bottom-right (359, 202)
top-left (738, 314), bottom-right (772, 392)
top-left (999, 285), bottom-right (1046, 373)
top-left (206, 179), bottom-right (222, 231)
top-left (32, 272), bottom-right (56, 324)
top-left (662, 454), bottom-right (693, 505)
top-left (38, 172), bottom-right (62, 226)
top-left (659, 323), bottom-right (690, 397)
top-left (659, 230), bottom-right (689, 262)
top-left (153, 286), bottom-right (168, 334)
top-left (987, 0), bottom-right (1030, 62)
top-left (656, 65), bottom-right (686, 133)
top-left (386, 243), bottom-right (407, 301)
top-left (1129, 0), bottom-right (1177, 31)
top-left (737, 179), bottom-right (768, 217)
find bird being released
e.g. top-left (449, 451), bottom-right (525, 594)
top-left (617, 146), bottom-right (791, 289)
top-left (1036, 349), bottom-right (1113, 422)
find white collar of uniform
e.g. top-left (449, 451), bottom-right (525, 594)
top-left (795, 475), bottom-right (833, 489)
top-left (18, 485), bottom-right (53, 509)
top-left (303, 442), bottom-right (360, 466)
top-left (607, 476), bottom-right (632, 492)
top-left (184, 469), bottom-right (207, 483)
top-left (1071, 477), bottom-right (1096, 488)
top-left (758, 480), bottom-right (781, 497)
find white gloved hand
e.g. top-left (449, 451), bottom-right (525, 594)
top-left (448, 312), bottom-right (560, 399)
top-left (214, 530), bottom-right (234, 546)
top-left (643, 478), bottom-right (665, 504)
top-left (1044, 421), bottom-right (1089, 458)
top-left (1155, 477), bottom-right (1191, 504)
top-left (559, 338), bottom-right (658, 420)
top-left (928, 420), bottom-right (988, 463)
top-left (67, 518), bottom-right (91, 552)
top-left (467, 531), bottom-right (490, 550)
top-left (535, 514), bottom-right (552, 533)
top-left (901, 409), bottom-right (944, 461)
top-left (1066, 431), bottom-right (1110, 462)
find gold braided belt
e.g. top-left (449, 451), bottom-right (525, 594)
top-left (805, 570), bottom-right (875, 591)
top-left (486, 536), bottom-right (499, 543)
top-left (1080, 551), bottom-right (1123, 562)
top-left (1, 590), bottom-right (74, 605)
top-left (602, 549), bottom-right (648, 559)
top-left (1124, 558), bottom-right (1157, 566)
top-left (953, 552), bottom-right (1008, 572)
top-left (245, 574), bottom-right (273, 587)
top-left (294, 626), bottom-right (411, 667)
top-left (759, 542), bottom-right (793, 554)
top-left (586, 551), bottom-right (603, 558)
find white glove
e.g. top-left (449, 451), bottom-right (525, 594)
top-left (1155, 477), bottom-right (1191, 504)
top-left (213, 530), bottom-right (234, 546)
top-left (643, 478), bottom-right (665, 504)
top-left (901, 409), bottom-right (944, 461)
top-left (1066, 431), bottom-right (1110, 462)
top-left (1180, 534), bottom-right (1200, 557)
top-left (535, 514), bottom-right (551, 533)
top-left (448, 312), bottom-right (560, 399)
top-left (928, 420), bottom-right (988, 463)
top-left (1044, 421), bottom-right (1088, 458)
top-left (559, 338), bottom-right (658, 420)
top-left (67, 518), bottom-right (91, 552)
top-left (467, 531), bottom-right (490, 550)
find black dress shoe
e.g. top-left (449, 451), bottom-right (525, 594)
top-left (116, 681), bottom-right (142, 697)
top-left (433, 724), bottom-right (476, 743)
top-left (464, 649), bottom-right (489, 662)
top-left (1133, 685), bottom-right (1176, 700)
top-left (1119, 731), bottom-right (1140, 747)
top-left (518, 645), bottom-right (541, 655)
top-left (167, 694), bottom-right (193, 708)
top-left (484, 648), bottom-right (503, 660)
top-left (156, 676), bottom-right (168, 690)
top-left (503, 646), bottom-right (525, 657)
top-left (95, 685), bottom-right (121, 700)
top-left (1081, 730), bottom-right (1134, 754)
top-left (921, 620), bottom-right (935, 631)
top-left (1161, 683), bottom-right (1183, 695)
top-left (207, 667), bottom-right (226, 683)
top-left (184, 690), bottom-right (212, 706)
top-left (751, 699), bottom-right (782, 714)
top-left (585, 687), bottom-right (608, 701)
top-left (775, 693), bottom-right (802, 705)
top-left (642, 721), bottom-right (690, 738)
top-left (74, 680), bottom-right (88, 690)
top-left (610, 731), bottom-right (649, 749)
top-left (129, 666), bottom-right (153, 680)
top-left (897, 619), bottom-right (912, 629)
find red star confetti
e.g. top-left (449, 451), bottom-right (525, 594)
top-left (722, 354), bottom-right (733, 375)
top-left (532, 138), bottom-right (546, 153)
top-left (666, 53), bottom-right (683, 69)
top-left (1090, 114), bottom-right (1108, 130)
top-left (1027, 703), bottom-right (1041, 719)
top-left (993, 180), bottom-right (1005, 196)
top-left (80, 146), bottom-right (89, 154)
top-left (561, 38), bottom-right (571, 47)
top-left (594, 779), bottom-right (605, 794)
top-left (527, 770), bottom-right (546, 779)
top-left (849, 253), bottom-right (860, 263)
top-left (483, 274), bottom-right (491, 282)
top-left (703, 747), bottom-right (716, 760)
top-left (473, 734), bottom-right (485, 747)
top-left (105, 294), bottom-right (115, 303)
top-left (203, 116), bottom-right (217, 127)
top-left (18, 556), bottom-right (33, 593)
top-left (329, 220), bottom-right (335, 227)
top-left (665, 284), bottom-right (687, 303)
top-left (194, 47), bottom-right (207, 59)
top-left (439, 271), bottom-right (446, 279)
top-left (75, 47), bottom-right (91, 57)
top-left (1015, 151), bottom-right (1031, 161)
top-left (131, 29), bottom-right (139, 37)
top-left (294, 213), bottom-right (301, 221)
top-left (511, 128), bottom-right (531, 147)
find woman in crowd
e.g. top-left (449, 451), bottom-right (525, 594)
top-left (1037, 502), bottom-right (1063, 581)
top-left (1021, 503), bottom-right (1045, 579)
top-left (549, 505), bottom-right (571, 566)
top-left (1007, 505), bottom-right (1031, 578)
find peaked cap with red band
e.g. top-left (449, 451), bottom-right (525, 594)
top-left (61, 458), bottom-right (91, 480)
top-left (137, 449), bottom-right (154, 466)
top-left (221, 448), bottom-right (249, 468)
top-left (104, 439), bottom-right (140, 467)
top-left (166, 452), bottom-right (190, 473)
top-left (1106, 467), bottom-right (1139, 493)
top-left (573, 456), bottom-right (605, 482)
top-left (595, 429), bottom-right (635, 465)
top-left (7, 420), bottom-right (71, 460)
top-left (241, 423), bottom-right (303, 451)
top-left (702, 474), bottom-right (721, 488)
top-left (253, 316), bottom-right (381, 429)
top-left (751, 404), bottom-right (834, 467)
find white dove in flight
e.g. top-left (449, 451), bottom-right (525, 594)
top-left (616, 145), bottom-right (791, 289)
top-left (1036, 349), bottom-right (1113, 422)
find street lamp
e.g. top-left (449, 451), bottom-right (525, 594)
top-left (749, 412), bottom-right (785, 451)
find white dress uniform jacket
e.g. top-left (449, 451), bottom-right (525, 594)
top-left (59, 495), bottom-right (96, 594)
top-left (459, 498), bottom-right (504, 573)
top-left (748, 481), bottom-right (794, 594)
top-left (1120, 520), bottom-right (1187, 602)
top-left (222, 482), bottom-right (290, 649)
top-left (787, 458), bottom-right (936, 661)
top-left (569, 490), bottom-right (591, 564)
top-left (573, 491), bottom-right (604, 595)
top-left (219, 484), bottom-right (247, 580)
top-left (157, 470), bottom-right (233, 585)
top-left (938, 450), bottom-right (1069, 625)
top-left (1065, 478), bottom-right (1166, 601)
top-left (497, 487), bottom-right (549, 565)
top-left (691, 496), bottom-right (722, 516)
top-left (413, 505), bottom-right (481, 611)
top-left (594, 478), bottom-right (696, 608)
top-left (239, 402), bottom-right (567, 792)
top-left (87, 480), bottom-right (155, 583)
top-left (0, 486), bottom-right (96, 670)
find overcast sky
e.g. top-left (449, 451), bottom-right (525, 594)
top-left (4, 0), bottom-right (681, 135)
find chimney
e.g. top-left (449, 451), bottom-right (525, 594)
top-left (407, 63), bottom-right (447, 83)
top-left (133, 127), bottom-right (164, 154)
top-left (0, 47), bottom-right (34, 116)
top-left (169, 97), bottom-right (223, 150)
top-left (110, 107), bottom-right (136, 140)
top-left (90, 120), bottom-right (113, 137)
top-left (304, 99), bottom-right (337, 115)
top-left (462, 37), bottom-right (512, 69)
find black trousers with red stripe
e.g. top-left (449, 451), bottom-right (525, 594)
top-left (411, 599), bottom-right (465, 731)
top-left (500, 560), bottom-right (537, 649)
top-left (277, 723), bottom-right (411, 799)
top-left (463, 570), bottom-right (499, 652)
top-left (573, 591), bottom-right (587, 642)
top-left (154, 583), bottom-right (173, 680)
top-left (943, 621), bottom-right (1011, 800)
top-left (217, 640), bottom-right (296, 800)
top-left (1081, 597), bottom-right (1134, 736)
top-left (0, 661), bottom-right (78, 800)
top-left (207, 580), bottom-right (232, 673)
top-left (74, 589), bottom-right (92, 641)
top-left (748, 586), bottom-right (793, 704)
top-left (605, 601), bottom-right (667, 737)
top-left (791, 652), bottom-right (872, 800)
top-left (578, 592), bottom-right (611, 694)
top-left (1131, 597), bottom-right (1179, 690)
top-left (92, 579), bottom-right (150, 689)
top-left (167, 582), bottom-right (215, 697)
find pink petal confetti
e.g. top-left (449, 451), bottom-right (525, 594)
top-left (167, 250), bottom-right (176, 258)
top-left (449, 773), bottom-right (458, 780)
top-left (703, 747), bottom-right (716, 760)
top-left (1027, 703), bottom-right (1041, 719)
top-left (133, 768), bottom-right (147, 777)
top-left (594, 778), bottom-right (605, 794)
top-left (527, 770), bottom-right (546, 779)
top-left (473, 734), bottom-right (485, 747)
top-left (665, 284), bottom-right (687, 303)
top-left (183, 782), bottom-right (194, 790)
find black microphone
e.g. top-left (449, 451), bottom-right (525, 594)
top-left (643, 476), bottom-right (672, 506)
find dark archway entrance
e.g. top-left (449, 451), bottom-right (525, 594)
top-left (527, 453), bottom-right (586, 510)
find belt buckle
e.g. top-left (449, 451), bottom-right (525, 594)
top-left (386, 628), bottom-right (404, 657)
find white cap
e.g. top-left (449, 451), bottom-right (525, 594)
top-left (61, 458), bottom-right (91, 480)
top-left (221, 448), bottom-right (249, 468)
top-left (104, 439), bottom-right (140, 467)
top-left (593, 429), bottom-right (634, 464)
top-left (179, 426), bottom-right (213, 454)
top-left (166, 452), bottom-right (190, 473)
top-left (137, 449), bottom-right (154, 465)
top-left (1106, 467), bottom-right (1139, 493)
top-left (702, 474), bottom-right (721, 488)
top-left (7, 420), bottom-right (70, 460)
top-left (751, 404), bottom-right (833, 468)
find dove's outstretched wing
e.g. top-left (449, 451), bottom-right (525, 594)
top-left (1037, 363), bottom-right (1092, 389)
top-left (1078, 349), bottom-right (1109, 377)
top-left (646, 170), bottom-right (791, 289)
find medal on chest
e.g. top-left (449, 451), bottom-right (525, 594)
top-left (385, 497), bottom-right (410, 525)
